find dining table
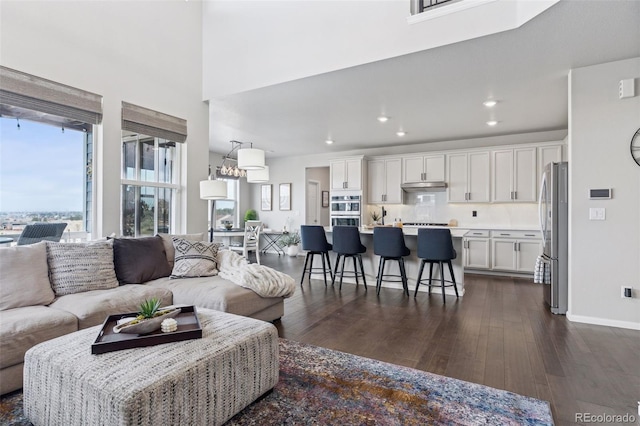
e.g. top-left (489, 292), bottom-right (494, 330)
top-left (210, 228), bottom-right (286, 255)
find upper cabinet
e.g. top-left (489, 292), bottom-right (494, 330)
top-left (330, 157), bottom-right (363, 190)
top-left (537, 144), bottom-right (564, 178)
top-left (447, 151), bottom-right (490, 203)
top-left (491, 147), bottom-right (537, 202)
top-left (368, 158), bottom-right (402, 204)
top-left (402, 154), bottom-right (445, 183)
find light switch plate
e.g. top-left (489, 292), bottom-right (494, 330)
top-left (589, 207), bottom-right (606, 220)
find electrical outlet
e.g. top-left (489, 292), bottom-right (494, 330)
top-left (621, 286), bottom-right (632, 298)
top-left (589, 208), bottom-right (605, 220)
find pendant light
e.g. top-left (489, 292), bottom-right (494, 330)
top-left (199, 179), bottom-right (228, 200)
top-left (237, 143), bottom-right (265, 170)
top-left (246, 165), bottom-right (270, 183)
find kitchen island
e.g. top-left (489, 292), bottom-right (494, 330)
top-left (325, 226), bottom-right (466, 297)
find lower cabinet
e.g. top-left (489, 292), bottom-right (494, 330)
top-left (490, 231), bottom-right (541, 273)
top-left (463, 230), bottom-right (490, 270)
top-left (464, 229), bottom-right (541, 274)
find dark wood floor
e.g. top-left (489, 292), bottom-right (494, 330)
top-left (259, 253), bottom-right (640, 426)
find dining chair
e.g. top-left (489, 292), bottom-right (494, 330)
top-left (229, 220), bottom-right (262, 264)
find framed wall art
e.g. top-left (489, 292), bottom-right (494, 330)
top-left (261, 184), bottom-right (272, 211)
top-left (279, 183), bottom-right (291, 211)
top-left (322, 190), bottom-right (329, 207)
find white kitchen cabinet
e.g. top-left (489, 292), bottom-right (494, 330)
top-left (490, 230), bottom-right (541, 273)
top-left (402, 154), bottom-right (445, 183)
top-left (368, 158), bottom-right (402, 204)
top-left (492, 147), bottom-right (537, 202)
top-left (447, 151), bottom-right (490, 202)
top-left (537, 144), bottom-right (563, 178)
top-left (331, 157), bottom-right (363, 190)
top-left (463, 230), bottom-right (491, 270)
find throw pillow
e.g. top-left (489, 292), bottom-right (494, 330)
top-left (0, 242), bottom-right (55, 310)
top-left (171, 238), bottom-right (220, 278)
top-left (112, 236), bottom-right (172, 284)
top-left (46, 241), bottom-right (119, 296)
top-left (157, 232), bottom-right (206, 268)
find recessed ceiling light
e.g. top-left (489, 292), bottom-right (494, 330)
top-left (396, 131), bottom-right (406, 137)
top-left (325, 139), bottom-right (334, 144)
top-left (483, 100), bottom-right (498, 107)
top-left (486, 120), bottom-right (498, 126)
top-left (377, 116), bottom-right (389, 123)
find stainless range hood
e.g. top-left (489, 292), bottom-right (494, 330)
top-left (401, 181), bottom-right (447, 192)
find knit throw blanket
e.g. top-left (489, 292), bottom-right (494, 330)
top-left (217, 250), bottom-right (296, 298)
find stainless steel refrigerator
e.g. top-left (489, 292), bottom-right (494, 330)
top-left (538, 162), bottom-right (568, 314)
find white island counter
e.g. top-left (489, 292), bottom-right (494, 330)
top-left (325, 226), bottom-right (465, 297)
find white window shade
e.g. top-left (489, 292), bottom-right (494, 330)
top-left (122, 102), bottom-right (187, 143)
top-left (0, 66), bottom-right (103, 124)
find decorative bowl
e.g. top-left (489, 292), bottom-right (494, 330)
top-left (113, 307), bottom-right (181, 335)
top-left (224, 223), bottom-right (233, 230)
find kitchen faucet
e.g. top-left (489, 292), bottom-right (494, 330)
top-left (381, 206), bottom-right (387, 225)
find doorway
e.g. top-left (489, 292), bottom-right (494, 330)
top-left (306, 180), bottom-right (320, 225)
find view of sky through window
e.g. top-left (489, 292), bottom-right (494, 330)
top-left (0, 117), bottom-right (84, 212)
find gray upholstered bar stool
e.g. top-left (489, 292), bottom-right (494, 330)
top-left (373, 227), bottom-right (410, 296)
top-left (300, 225), bottom-right (334, 286)
top-left (414, 228), bottom-right (459, 303)
top-left (331, 226), bottom-right (367, 290)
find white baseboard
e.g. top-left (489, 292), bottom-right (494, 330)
top-left (566, 313), bottom-right (640, 331)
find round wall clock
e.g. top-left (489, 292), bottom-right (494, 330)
top-left (632, 128), bottom-right (640, 167)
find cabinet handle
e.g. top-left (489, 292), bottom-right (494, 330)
top-left (514, 191), bottom-right (517, 200)
top-left (525, 234), bottom-right (536, 237)
top-left (513, 242), bottom-right (517, 251)
top-left (472, 232), bottom-right (482, 235)
top-left (500, 233), bottom-right (511, 236)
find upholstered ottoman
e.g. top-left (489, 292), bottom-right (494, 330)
top-left (23, 308), bottom-right (278, 426)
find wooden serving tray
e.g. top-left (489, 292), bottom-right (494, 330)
top-left (91, 305), bottom-right (202, 354)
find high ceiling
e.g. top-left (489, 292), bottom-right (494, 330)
top-left (207, 0), bottom-right (640, 158)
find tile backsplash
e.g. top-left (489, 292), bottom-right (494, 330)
top-left (366, 192), bottom-right (539, 228)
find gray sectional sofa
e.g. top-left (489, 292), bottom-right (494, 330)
top-left (0, 233), bottom-right (285, 395)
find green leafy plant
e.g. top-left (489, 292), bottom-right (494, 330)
top-left (137, 298), bottom-right (161, 319)
top-left (278, 231), bottom-right (301, 247)
top-left (244, 209), bottom-right (258, 222)
top-left (370, 210), bottom-right (381, 222)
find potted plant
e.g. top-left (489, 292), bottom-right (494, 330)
top-left (278, 230), bottom-right (301, 257)
top-left (370, 210), bottom-right (381, 225)
top-left (244, 209), bottom-right (258, 222)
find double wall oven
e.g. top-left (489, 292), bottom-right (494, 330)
top-left (330, 194), bottom-right (361, 227)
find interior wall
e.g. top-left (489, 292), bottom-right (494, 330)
top-left (202, 0), bottom-right (558, 97)
top-left (0, 0), bottom-right (209, 236)
top-left (305, 167), bottom-right (330, 227)
top-left (568, 57), bottom-right (640, 329)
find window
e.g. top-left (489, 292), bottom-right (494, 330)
top-left (210, 179), bottom-right (239, 229)
top-left (0, 114), bottom-right (94, 241)
top-left (121, 133), bottom-right (180, 236)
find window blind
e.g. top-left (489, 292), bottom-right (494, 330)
top-left (121, 102), bottom-right (187, 143)
top-left (0, 66), bottom-right (102, 124)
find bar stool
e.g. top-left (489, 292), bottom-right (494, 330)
top-left (331, 226), bottom-right (367, 290)
top-left (373, 227), bottom-right (410, 296)
top-left (300, 225), bottom-right (334, 286)
top-left (414, 228), bottom-right (459, 303)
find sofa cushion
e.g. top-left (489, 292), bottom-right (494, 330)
top-left (171, 239), bottom-right (220, 278)
top-left (147, 276), bottom-right (283, 318)
top-left (48, 284), bottom-right (173, 329)
top-left (113, 236), bottom-right (172, 284)
top-left (157, 232), bottom-right (206, 268)
top-left (0, 242), bottom-right (55, 310)
top-left (0, 305), bottom-right (78, 369)
top-left (46, 241), bottom-right (119, 296)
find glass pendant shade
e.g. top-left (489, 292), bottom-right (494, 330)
top-left (246, 165), bottom-right (269, 183)
top-left (237, 148), bottom-right (265, 170)
top-left (199, 180), bottom-right (228, 200)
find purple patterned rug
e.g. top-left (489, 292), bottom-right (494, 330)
top-left (1, 339), bottom-right (553, 425)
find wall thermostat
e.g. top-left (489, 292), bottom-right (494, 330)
top-left (589, 188), bottom-right (612, 199)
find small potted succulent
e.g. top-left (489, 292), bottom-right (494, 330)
top-left (113, 298), bottom-right (180, 334)
top-left (278, 230), bottom-right (301, 257)
top-left (370, 210), bottom-right (381, 225)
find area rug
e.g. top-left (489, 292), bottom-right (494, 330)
top-left (1, 339), bottom-right (553, 425)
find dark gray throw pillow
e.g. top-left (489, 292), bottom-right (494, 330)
top-left (113, 236), bottom-right (172, 284)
